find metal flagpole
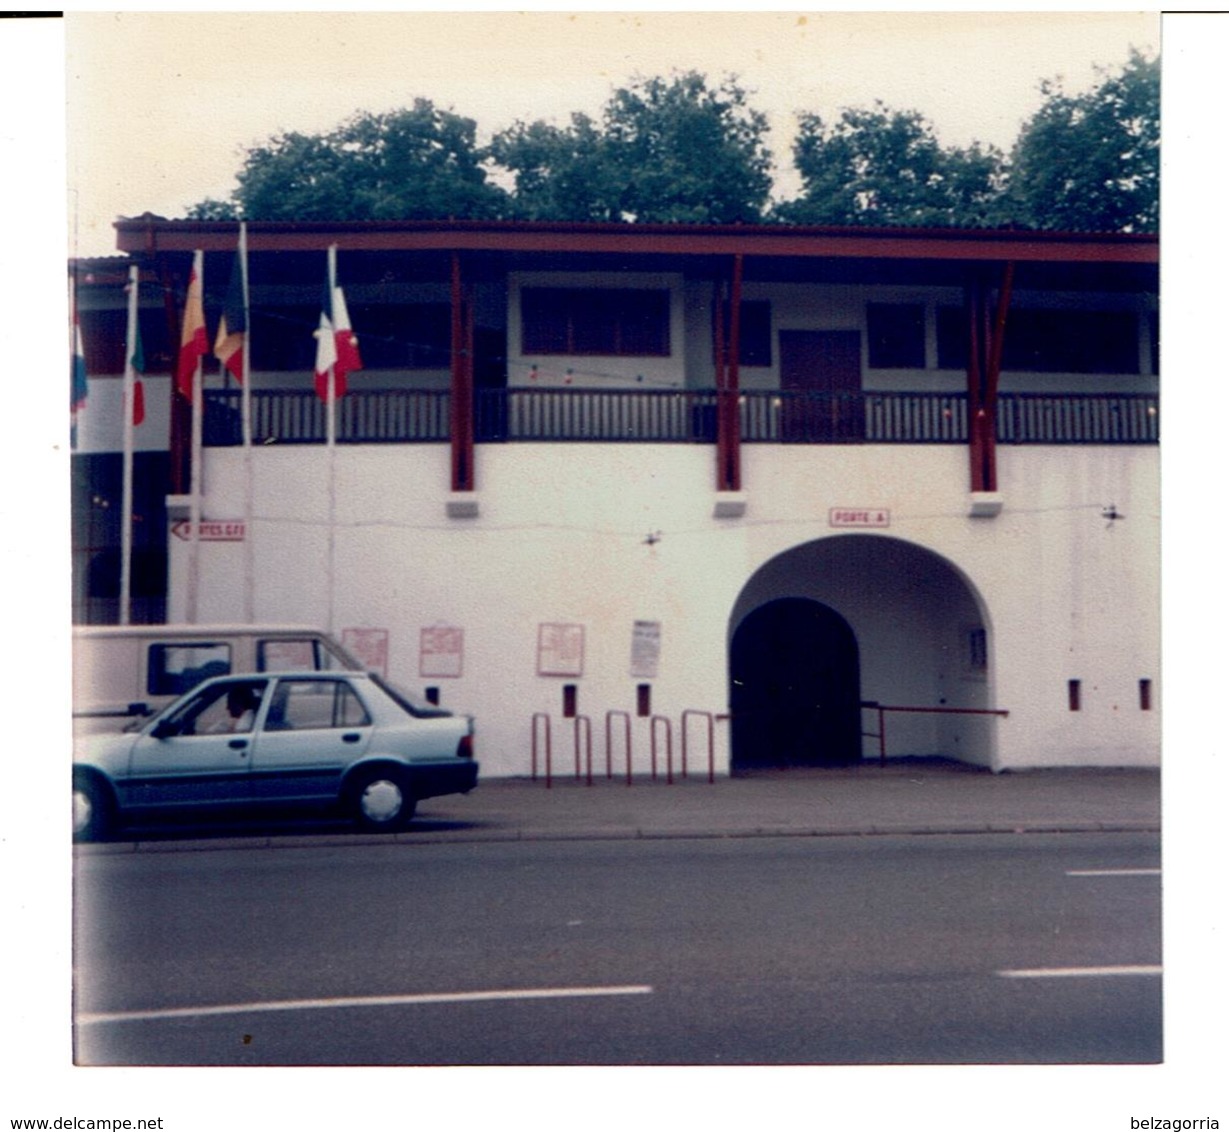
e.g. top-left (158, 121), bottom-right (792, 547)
top-left (187, 250), bottom-right (204, 624)
top-left (120, 264), bottom-right (139, 626)
top-left (326, 244), bottom-right (337, 635)
top-left (239, 222), bottom-right (254, 622)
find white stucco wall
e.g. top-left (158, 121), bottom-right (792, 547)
top-left (171, 438), bottom-right (1160, 777)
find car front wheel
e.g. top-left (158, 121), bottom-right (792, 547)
top-left (73, 774), bottom-right (112, 843)
top-left (347, 767), bottom-right (416, 832)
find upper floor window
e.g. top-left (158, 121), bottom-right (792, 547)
top-left (867, 303), bottom-right (926, 369)
top-left (937, 306), bottom-right (1141, 374)
top-left (522, 288), bottom-right (670, 357)
top-left (79, 308), bottom-right (174, 375)
top-left (350, 302), bottom-right (451, 369)
top-left (715, 300), bottom-right (772, 368)
top-left (250, 302), bottom-right (452, 371)
top-left (250, 304), bottom-right (318, 371)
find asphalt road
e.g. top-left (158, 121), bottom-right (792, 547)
top-left (73, 831), bottom-right (1162, 1065)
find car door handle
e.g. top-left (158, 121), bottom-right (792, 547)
top-left (342, 732), bottom-right (362, 743)
top-left (229, 738), bottom-right (249, 751)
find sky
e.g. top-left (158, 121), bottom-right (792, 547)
top-left (64, 10), bottom-right (1161, 257)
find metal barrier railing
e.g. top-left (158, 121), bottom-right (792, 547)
top-left (531, 712), bottom-right (552, 787)
top-left (605, 710), bottom-right (633, 785)
top-left (206, 388), bottom-right (1159, 447)
top-left (682, 709), bottom-right (716, 784)
top-left (861, 701), bottom-right (1010, 766)
top-left (650, 715), bottom-right (674, 784)
top-left (531, 709), bottom-right (721, 786)
top-left (574, 715), bottom-right (593, 785)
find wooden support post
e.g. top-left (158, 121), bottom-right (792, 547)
top-left (450, 252), bottom-right (474, 492)
top-left (716, 254), bottom-right (743, 492)
top-left (965, 263), bottom-right (1014, 495)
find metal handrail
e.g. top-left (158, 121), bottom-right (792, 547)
top-left (204, 388), bottom-right (1159, 446)
top-left (861, 701), bottom-right (1010, 766)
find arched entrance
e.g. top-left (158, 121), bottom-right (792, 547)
top-left (728, 535), bottom-right (998, 771)
top-left (730, 598), bottom-right (862, 768)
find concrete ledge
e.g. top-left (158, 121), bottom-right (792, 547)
top-left (969, 491), bottom-right (1003, 518)
top-left (446, 493), bottom-right (480, 519)
top-left (166, 494), bottom-right (193, 520)
top-left (713, 493), bottom-right (747, 519)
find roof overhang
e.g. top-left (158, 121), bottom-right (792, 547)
top-left (114, 216), bottom-right (1158, 267)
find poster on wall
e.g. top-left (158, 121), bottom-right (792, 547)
top-left (630, 620), bottom-right (661, 678)
top-left (420, 625), bottom-right (464, 678)
top-left (342, 628), bottom-right (390, 678)
top-left (537, 623), bottom-right (585, 677)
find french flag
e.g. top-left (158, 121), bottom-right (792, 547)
top-left (314, 284), bottom-right (362, 401)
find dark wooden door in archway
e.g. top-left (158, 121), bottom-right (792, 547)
top-left (730, 598), bottom-right (862, 769)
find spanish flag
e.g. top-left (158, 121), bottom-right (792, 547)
top-left (175, 250), bottom-right (208, 399)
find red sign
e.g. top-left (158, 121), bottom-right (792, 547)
top-left (420, 626), bottom-right (464, 678)
top-left (828, 508), bottom-right (890, 529)
top-left (538, 623), bottom-right (585, 677)
top-left (171, 520), bottom-right (247, 541)
top-left (344, 628), bottom-right (390, 678)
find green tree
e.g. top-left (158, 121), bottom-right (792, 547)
top-left (196, 99), bottom-right (509, 221)
top-left (777, 103), bottom-right (1006, 227)
top-left (185, 197), bottom-right (239, 220)
top-left (1005, 50), bottom-right (1158, 233)
top-left (493, 72), bottom-right (774, 224)
top-left (487, 113), bottom-right (620, 222)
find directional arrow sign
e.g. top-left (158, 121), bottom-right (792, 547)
top-left (171, 520), bottom-right (246, 542)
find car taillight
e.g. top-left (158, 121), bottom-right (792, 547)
top-left (457, 734), bottom-right (474, 759)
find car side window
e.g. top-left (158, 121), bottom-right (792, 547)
top-left (148, 643), bottom-right (232, 695)
top-left (258, 637), bottom-right (353, 672)
top-left (165, 680), bottom-right (267, 736)
top-left (258, 638), bottom-right (319, 672)
top-left (265, 680), bottom-right (371, 732)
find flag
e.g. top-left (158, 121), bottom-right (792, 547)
top-left (213, 251), bottom-right (246, 383)
top-left (70, 313), bottom-right (88, 412)
top-left (313, 301), bottom-right (338, 402)
top-left (130, 317), bottom-right (146, 427)
top-left (314, 283), bottom-right (362, 401)
top-left (332, 285), bottom-right (362, 387)
top-left (176, 251), bottom-right (207, 399)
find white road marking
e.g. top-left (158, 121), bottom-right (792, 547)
top-left (1066, 868), bottom-right (1161, 877)
top-left (77, 984), bottom-right (654, 1026)
top-left (998, 965), bottom-right (1162, 979)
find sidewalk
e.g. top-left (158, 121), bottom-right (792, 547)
top-left (82, 760), bottom-right (1161, 852)
top-left (407, 759), bottom-right (1161, 844)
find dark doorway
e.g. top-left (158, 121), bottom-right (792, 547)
top-left (730, 598), bottom-right (862, 769)
top-left (778, 330), bottom-right (864, 442)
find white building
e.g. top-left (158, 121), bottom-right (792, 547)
top-left (73, 218), bottom-right (1160, 777)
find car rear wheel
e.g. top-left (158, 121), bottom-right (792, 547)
top-left (348, 768), bottom-right (416, 832)
top-left (73, 774), bottom-right (112, 843)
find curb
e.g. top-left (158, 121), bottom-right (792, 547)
top-left (74, 819), bottom-right (1160, 855)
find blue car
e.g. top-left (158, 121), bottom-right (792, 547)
top-left (72, 671), bottom-right (477, 840)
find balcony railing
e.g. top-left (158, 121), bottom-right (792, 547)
top-left (204, 387), bottom-right (1159, 447)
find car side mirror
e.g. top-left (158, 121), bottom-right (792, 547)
top-left (151, 719), bottom-right (182, 739)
